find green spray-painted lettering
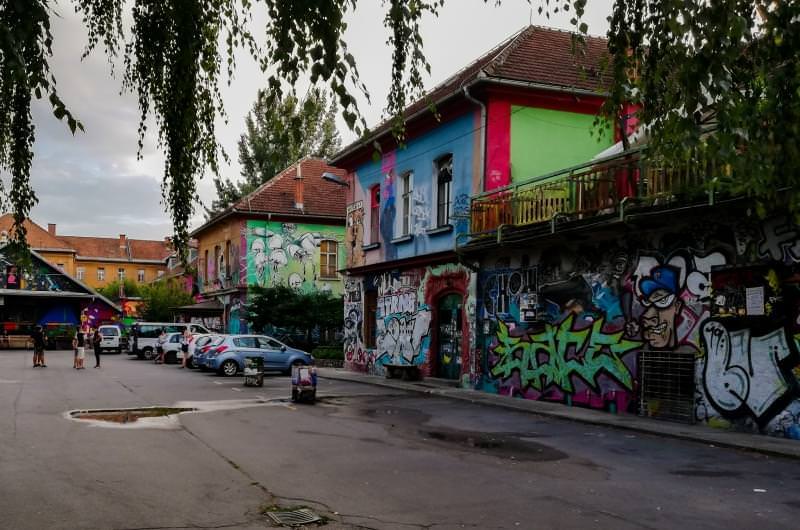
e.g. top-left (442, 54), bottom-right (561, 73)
top-left (490, 315), bottom-right (642, 392)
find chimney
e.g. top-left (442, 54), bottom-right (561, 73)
top-left (119, 234), bottom-right (127, 249)
top-left (47, 223), bottom-right (56, 236)
top-left (294, 163), bottom-right (304, 210)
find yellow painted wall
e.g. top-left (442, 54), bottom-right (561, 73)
top-left (77, 260), bottom-right (167, 289)
top-left (195, 217), bottom-right (241, 293)
top-left (36, 250), bottom-right (76, 277)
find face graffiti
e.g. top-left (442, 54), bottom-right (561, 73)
top-left (638, 266), bottom-right (683, 349)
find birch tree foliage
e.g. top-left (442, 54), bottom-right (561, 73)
top-left (1, 0), bottom-right (798, 263)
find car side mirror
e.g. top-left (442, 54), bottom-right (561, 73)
top-left (281, 345), bottom-right (287, 352)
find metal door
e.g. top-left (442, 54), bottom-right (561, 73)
top-left (436, 294), bottom-right (462, 380)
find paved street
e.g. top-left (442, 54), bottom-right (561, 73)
top-left (1, 350), bottom-right (799, 530)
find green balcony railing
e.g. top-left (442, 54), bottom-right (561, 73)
top-left (470, 148), bottom-right (718, 236)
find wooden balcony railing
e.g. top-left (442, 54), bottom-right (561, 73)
top-left (470, 149), bottom-right (715, 236)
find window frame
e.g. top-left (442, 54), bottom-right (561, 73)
top-left (319, 240), bottom-right (339, 279)
top-left (97, 267), bottom-right (105, 281)
top-left (76, 267), bottom-right (85, 280)
top-left (398, 171), bottom-right (413, 237)
top-left (434, 154), bottom-right (453, 227)
top-left (118, 267), bottom-right (125, 281)
top-left (137, 269), bottom-right (145, 282)
top-left (369, 184), bottom-right (381, 244)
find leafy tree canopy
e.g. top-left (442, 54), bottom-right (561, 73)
top-left (247, 285), bottom-right (343, 346)
top-left (1, 0), bottom-right (798, 262)
top-left (138, 279), bottom-right (193, 322)
top-left (208, 88), bottom-right (341, 216)
top-left (97, 279), bottom-right (142, 301)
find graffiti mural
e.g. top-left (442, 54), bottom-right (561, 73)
top-left (375, 270), bottom-right (430, 367)
top-left (346, 201), bottom-right (365, 268)
top-left (490, 316), bottom-right (641, 395)
top-left (343, 278), bottom-right (367, 367)
top-left (246, 220), bottom-right (345, 294)
top-left (701, 319), bottom-right (799, 427)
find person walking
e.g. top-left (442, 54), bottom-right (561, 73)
top-left (92, 328), bottom-right (102, 368)
top-left (31, 325), bottom-right (46, 367)
top-left (156, 328), bottom-right (167, 364)
top-left (180, 327), bottom-right (192, 368)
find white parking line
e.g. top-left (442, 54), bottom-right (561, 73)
top-left (231, 387), bottom-right (242, 392)
top-left (213, 381), bottom-right (223, 385)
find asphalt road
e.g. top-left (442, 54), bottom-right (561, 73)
top-left (1, 350), bottom-right (798, 530)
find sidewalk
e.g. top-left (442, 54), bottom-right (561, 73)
top-left (317, 367), bottom-right (800, 460)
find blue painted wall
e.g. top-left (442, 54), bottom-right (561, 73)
top-left (350, 111), bottom-right (477, 264)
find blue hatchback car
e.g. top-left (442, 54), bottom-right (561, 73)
top-left (205, 335), bottom-right (314, 377)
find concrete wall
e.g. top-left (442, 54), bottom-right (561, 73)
top-left (474, 210), bottom-right (800, 440)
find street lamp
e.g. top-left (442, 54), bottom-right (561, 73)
top-left (322, 172), bottom-right (350, 188)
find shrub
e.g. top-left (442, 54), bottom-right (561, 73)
top-left (312, 345), bottom-right (343, 360)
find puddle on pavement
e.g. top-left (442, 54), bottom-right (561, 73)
top-left (421, 429), bottom-right (567, 462)
top-left (363, 406), bottom-right (431, 425)
top-left (669, 468), bottom-right (742, 478)
top-left (71, 407), bottom-right (195, 424)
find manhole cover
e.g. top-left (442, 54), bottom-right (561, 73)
top-left (265, 508), bottom-right (321, 527)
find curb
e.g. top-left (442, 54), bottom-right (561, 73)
top-left (318, 369), bottom-right (800, 460)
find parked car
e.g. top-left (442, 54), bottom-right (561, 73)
top-left (204, 335), bottom-right (314, 377)
top-left (193, 335), bottom-right (226, 370)
top-left (129, 322), bottom-right (211, 360)
top-left (97, 325), bottom-right (124, 354)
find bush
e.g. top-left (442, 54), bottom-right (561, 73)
top-left (311, 345), bottom-right (343, 360)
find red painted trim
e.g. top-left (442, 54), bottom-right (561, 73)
top-left (485, 86), bottom-right (606, 116)
top-left (423, 269), bottom-right (470, 380)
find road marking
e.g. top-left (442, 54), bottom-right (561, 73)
top-left (231, 387), bottom-right (242, 392)
top-left (213, 381), bottom-right (223, 385)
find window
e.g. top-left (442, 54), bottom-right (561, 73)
top-left (370, 184), bottom-right (380, 244)
top-left (118, 268), bottom-right (125, 281)
top-left (76, 267), bottom-right (85, 280)
top-left (97, 267), bottom-right (105, 281)
top-left (320, 240), bottom-right (338, 279)
top-left (137, 269), bottom-right (145, 282)
top-left (225, 240), bottom-right (232, 279)
top-left (233, 337), bottom-right (258, 348)
top-left (57, 263), bottom-right (65, 271)
top-left (204, 249), bottom-right (209, 284)
top-left (258, 337), bottom-right (283, 350)
top-left (399, 171), bottom-right (413, 236)
top-left (364, 290), bottom-right (377, 349)
top-left (157, 270), bottom-right (165, 279)
top-left (435, 154), bottom-right (453, 227)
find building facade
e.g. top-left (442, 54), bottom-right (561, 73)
top-left (191, 157), bottom-right (348, 333)
top-left (335, 26), bottom-right (612, 382)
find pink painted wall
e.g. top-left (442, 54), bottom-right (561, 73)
top-left (484, 99), bottom-right (511, 191)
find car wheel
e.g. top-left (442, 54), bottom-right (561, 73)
top-left (220, 360), bottom-right (238, 377)
top-left (143, 347), bottom-right (155, 360)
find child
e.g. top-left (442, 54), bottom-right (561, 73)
top-left (75, 330), bottom-right (86, 369)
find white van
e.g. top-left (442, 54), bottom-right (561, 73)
top-left (129, 322), bottom-right (210, 360)
top-left (97, 325), bottom-right (124, 354)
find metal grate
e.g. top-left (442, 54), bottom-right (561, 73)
top-left (265, 508), bottom-right (322, 527)
top-left (639, 351), bottom-right (695, 424)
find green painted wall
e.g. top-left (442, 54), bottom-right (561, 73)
top-left (246, 220), bottom-right (345, 295)
top-left (510, 106), bottom-right (613, 183)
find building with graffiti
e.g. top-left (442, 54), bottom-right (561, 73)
top-left (0, 244), bottom-right (120, 348)
top-left (190, 158), bottom-right (347, 333)
top-left (334, 26), bottom-right (611, 382)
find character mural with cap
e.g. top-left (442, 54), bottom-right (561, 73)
top-left (628, 264), bottom-right (683, 349)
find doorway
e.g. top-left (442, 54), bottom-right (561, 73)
top-left (436, 293), bottom-right (462, 380)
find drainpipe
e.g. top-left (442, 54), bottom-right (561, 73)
top-left (619, 196), bottom-right (630, 222)
top-left (462, 84), bottom-right (486, 193)
top-left (496, 224), bottom-right (507, 245)
top-left (550, 213), bottom-right (566, 234)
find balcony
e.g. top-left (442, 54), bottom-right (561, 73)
top-left (469, 148), bottom-right (723, 236)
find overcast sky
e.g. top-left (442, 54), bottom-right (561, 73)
top-left (19, 1), bottom-right (611, 240)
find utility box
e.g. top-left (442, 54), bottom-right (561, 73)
top-left (244, 356), bottom-right (264, 387)
top-left (291, 365), bottom-right (317, 404)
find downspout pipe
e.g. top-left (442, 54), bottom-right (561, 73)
top-left (462, 84), bottom-right (486, 194)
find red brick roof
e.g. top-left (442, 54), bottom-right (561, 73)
top-left (333, 25), bottom-right (609, 163)
top-left (59, 235), bottom-right (170, 261)
top-left (0, 214), bottom-right (73, 250)
top-left (232, 157), bottom-right (347, 218)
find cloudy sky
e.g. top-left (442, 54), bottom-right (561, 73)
top-left (20, 1), bottom-right (611, 240)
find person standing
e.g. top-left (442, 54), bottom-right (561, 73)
top-left (92, 328), bottom-right (102, 368)
top-left (180, 327), bottom-right (192, 368)
top-left (75, 330), bottom-right (86, 369)
top-left (31, 325), bottom-right (46, 368)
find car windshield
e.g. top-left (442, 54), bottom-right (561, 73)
top-left (99, 328), bottom-right (118, 336)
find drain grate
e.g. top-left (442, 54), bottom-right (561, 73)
top-left (265, 508), bottom-right (322, 527)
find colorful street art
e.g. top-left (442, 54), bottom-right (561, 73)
top-left (346, 201), bottom-right (365, 268)
top-left (476, 215), bottom-right (800, 439)
top-left (246, 220), bottom-right (345, 295)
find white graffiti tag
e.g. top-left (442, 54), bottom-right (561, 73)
top-left (377, 309), bottom-right (432, 365)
